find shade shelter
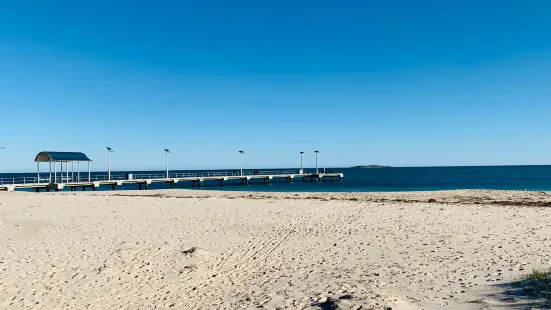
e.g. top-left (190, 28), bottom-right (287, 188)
top-left (34, 152), bottom-right (92, 183)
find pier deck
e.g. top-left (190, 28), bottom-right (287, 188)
top-left (0, 171), bottom-right (343, 192)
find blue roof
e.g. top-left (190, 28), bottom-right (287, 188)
top-left (35, 151), bottom-right (92, 162)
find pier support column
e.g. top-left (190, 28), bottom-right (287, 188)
top-left (145, 183), bottom-right (149, 190)
top-left (111, 185), bottom-right (116, 190)
top-left (169, 181), bottom-right (174, 189)
top-left (35, 188), bottom-right (40, 193)
top-left (92, 187), bottom-right (96, 191)
top-left (219, 179), bottom-right (223, 186)
top-left (82, 187), bottom-right (86, 191)
top-left (139, 184), bottom-right (143, 190)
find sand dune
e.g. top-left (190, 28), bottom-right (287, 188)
top-left (1, 190), bottom-right (550, 309)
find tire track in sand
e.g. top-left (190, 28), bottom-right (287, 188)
top-left (180, 211), bottom-right (310, 288)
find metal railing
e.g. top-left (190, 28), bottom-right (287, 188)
top-left (243, 170), bottom-right (299, 176)
top-left (0, 177), bottom-right (39, 185)
top-left (85, 175), bottom-right (127, 181)
top-left (200, 172), bottom-right (233, 177)
top-left (0, 170), bottom-right (310, 186)
top-left (0, 175), bottom-right (124, 185)
top-left (170, 173), bottom-right (198, 178)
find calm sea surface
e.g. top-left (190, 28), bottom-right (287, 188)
top-left (2, 166), bottom-right (551, 192)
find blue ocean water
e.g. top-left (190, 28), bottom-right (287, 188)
top-left (2, 166), bottom-right (551, 192)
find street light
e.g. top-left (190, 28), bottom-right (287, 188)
top-left (239, 150), bottom-right (244, 176)
top-left (164, 149), bottom-right (170, 178)
top-left (106, 147), bottom-right (113, 181)
top-left (300, 151), bottom-right (304, 174)
top-left (314, 150), bottom-right (319, 174)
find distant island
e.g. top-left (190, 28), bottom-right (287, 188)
top-left (351, 165), bottom-right (391, 168)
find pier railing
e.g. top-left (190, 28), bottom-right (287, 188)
top-left (0, 170), bottom-right (307, 185)
top-left (200, 170), bottom-right (299, 177)
top-left (133, 173), bottom-right (197, 179)
top-left (0, 177), bottom-right (40, 185)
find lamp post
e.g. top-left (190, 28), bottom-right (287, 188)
top-left (164, 149), bottom-right (170, 178)
top-left (314, 150), bottom-right (319, 174)
top-left (106, 147), bottom-right (113, 181)
top-left (239, 150), bottom-right (244, 176)
top-left (300, 151), bottom-right (304, 174)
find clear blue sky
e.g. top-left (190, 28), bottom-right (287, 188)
top-left (1, 0), bottom-right (551, 172)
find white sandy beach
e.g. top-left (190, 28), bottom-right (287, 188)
top-left (1, 189), bottom-right (550, 310)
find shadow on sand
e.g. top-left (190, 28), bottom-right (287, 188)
top-left (489, 270), bottom-right (551, 309)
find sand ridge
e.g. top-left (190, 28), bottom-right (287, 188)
top-left (1, 190), bottom-right (550, 309)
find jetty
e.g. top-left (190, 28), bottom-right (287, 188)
top-left (0, 151), bottom-right (343, 192)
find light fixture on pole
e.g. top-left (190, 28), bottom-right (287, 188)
top-left (164, 149), bottom-right (170, 178)
top-left (239, 150), bottom-right (244, 176)
top-left (300, 151), bottom-right (304, 174)
top-left (314, 150), bottom-right (319, 174)
top-left (106, 147), bottom-right (113, 181)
